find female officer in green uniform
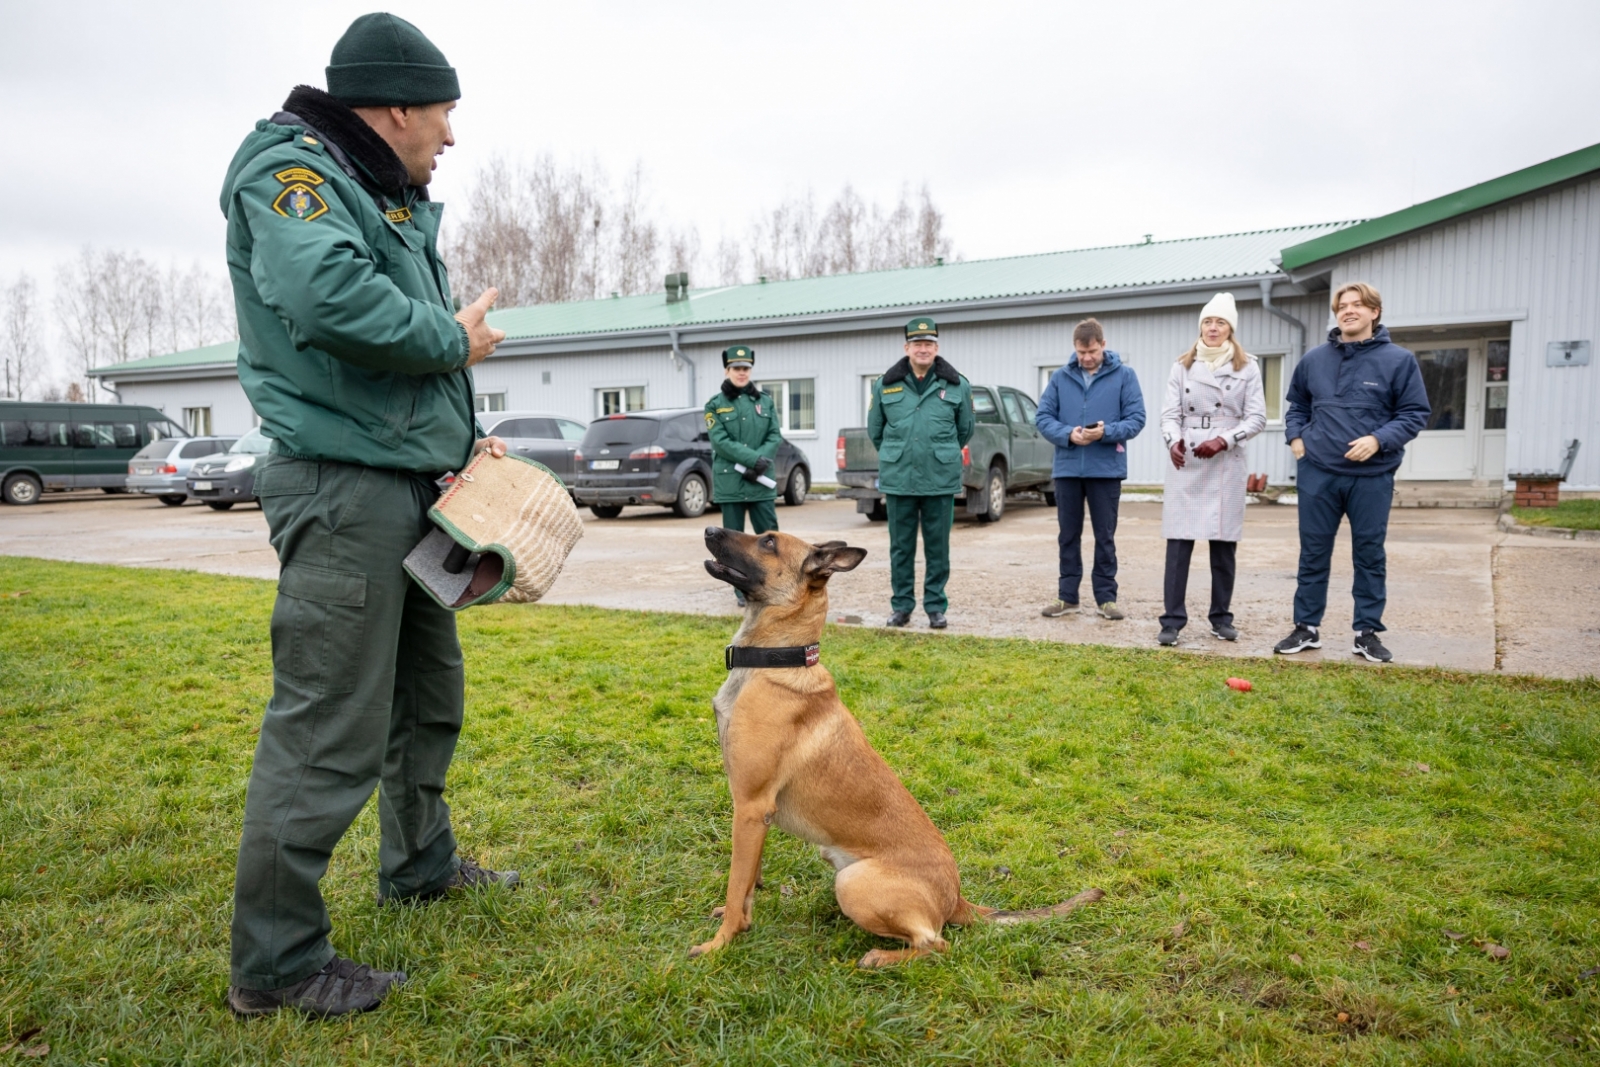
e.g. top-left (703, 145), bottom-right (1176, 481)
top-left (705, 345), bottom-right (783, 602)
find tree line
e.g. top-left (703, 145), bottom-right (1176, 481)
top-left (2, 161), bottom-right (958, 400)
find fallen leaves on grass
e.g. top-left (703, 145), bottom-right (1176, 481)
top-left (1289, 953), bottom-right (1304, 966)
top-left (1579, 966), bottom-right (1600, 980)
top-left (1354, 940), bottom-right (1373, 952)
top-left (1480, 942), bottom-right (1510, 959)
top-left (1416, 762), bottom-right (1430, 773)
top-left (0, 590), bottom-right (30, 598)
top-left (780, 884), bottom-right (795, 898)
top-left (1443, 930), bottom-right (1467, 941)
top-left (0, 1029), bottom-right (42, 1055)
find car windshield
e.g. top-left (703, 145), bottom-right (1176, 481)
top-left (229, 430), bottom-right (272, 454)
top-left (580, 417), bottom-right (660, 448)
top-left (133, 439), bottom-right (180, 459)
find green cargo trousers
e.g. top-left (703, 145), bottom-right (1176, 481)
top-left (886, 493), bottom-right (955, 614)
top-left (231, 455), bottom-right (464, 990)
top-left (720, 499), bottom-right (778, 534)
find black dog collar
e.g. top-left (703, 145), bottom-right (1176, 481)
top-left (725, 643), bottom-right (820, 670)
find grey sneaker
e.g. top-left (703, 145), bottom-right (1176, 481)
top-left (1352, 630), bottom-right (1393, 663)
top-left (1041, 599), bottom-right (1079, 617)
top-left (1273, 624), bottom-right (1321, 654)
top-left (229, 956), bottom-right (406, 1018)
top-left (1157, 626), bottom-right (1180, 646)
top-left (1097, 602), bottom-right (1125, 620)
top-left (382, 857), bottom-right (520, 905)
top-left (1211, 622), bottom-right (1239, 641)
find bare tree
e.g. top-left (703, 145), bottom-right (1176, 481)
top-left (2, 273), bottom-right (43, 399)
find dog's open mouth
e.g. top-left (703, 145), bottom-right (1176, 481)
top-left (704, 559), bottom-right (748, 587)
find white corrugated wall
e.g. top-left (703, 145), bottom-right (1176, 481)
top-left (1334, 176), bottom-right (1600, 489)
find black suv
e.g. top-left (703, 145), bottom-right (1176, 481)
top-left (572, 408), bottom-right (811, 519)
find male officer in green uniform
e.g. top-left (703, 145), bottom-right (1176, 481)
top-left (868, 318), bottom-right (975, 629)
top-left (220, 13), bottom-right (517, 1018)
top-left (705, 344), bottom-right (783, 605)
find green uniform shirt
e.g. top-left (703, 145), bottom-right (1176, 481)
top-left (868, 364), bottom-right (975, 496)
top-left (705, 387), bottom-right (782, 503)
top-left (219, 119), bottom-right (478, 473)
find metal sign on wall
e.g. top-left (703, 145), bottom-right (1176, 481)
top-left (1546, 340), bottom-right (1591, 367)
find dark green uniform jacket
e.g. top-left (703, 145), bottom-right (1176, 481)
top-left (705, 382), bottom-right (782, 503)
top-left (868, 356), bottom-right (975, 496)
top-left (219, 86), bottom-right (477, 473)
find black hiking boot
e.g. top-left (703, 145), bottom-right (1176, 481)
top-left (381, 857), bottom-right (520, 905)
top-left (229, 956), bottom-right (406, 1018)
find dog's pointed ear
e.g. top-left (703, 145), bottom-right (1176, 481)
top-left (805, 542), bottom-right (867, 579)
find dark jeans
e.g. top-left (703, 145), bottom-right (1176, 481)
top-left (886, 493), bottom-right (955, 613)
top-left (1293, 460), bottom-right (1395, 633)
top-left (1055, 477), bottom-right (1121, 605)
top-left (720, 499), bottom-right (778, 534)
top-left (232, 456), bottom-right (464, 990)
top-left (1161, 539), bottom-right (1237, 630)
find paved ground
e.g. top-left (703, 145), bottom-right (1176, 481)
top-left (3, 490), bottom-right (1597, 678)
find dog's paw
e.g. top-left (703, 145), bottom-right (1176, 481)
top-left (857, 949), bottom-right (896, 968)
top-left (688, 939), bottom-right (720, 959)
top-left (711, 906), bottom-right (725, 919)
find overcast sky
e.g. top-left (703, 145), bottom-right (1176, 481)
top-left (4, 0), bottom-right (1598, 297)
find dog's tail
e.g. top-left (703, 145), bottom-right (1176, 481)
top-left (957, 887), bottom-right (1105, 925)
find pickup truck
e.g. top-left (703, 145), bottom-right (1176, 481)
top-left (835, 384), bottom-right (1056, 523)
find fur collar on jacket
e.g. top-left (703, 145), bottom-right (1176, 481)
top-left (720, 379), bottom-right (761, 400)
top-left (278, 85), bottom-right (411, 198)
top-left (882, 356), bottom-right (961, 387)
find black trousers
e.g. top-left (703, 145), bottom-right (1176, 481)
top-left (1161, 539), bottom-right (1237, 631)
top-left (1055, 477), bottom-right (1121, 605)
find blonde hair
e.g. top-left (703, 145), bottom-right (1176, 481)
top-left (1332, 281), bottom-right (1382, 318)
top-left (1179, 322), bottom-right (1250, 372)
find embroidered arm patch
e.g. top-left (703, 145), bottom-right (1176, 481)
top-left (274, 166), bottom-right (325, 185)
top-left (272, 183), bottom-right (329, 221)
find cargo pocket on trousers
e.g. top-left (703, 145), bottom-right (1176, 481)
top-left (273, 563), bottom-right (368, 694)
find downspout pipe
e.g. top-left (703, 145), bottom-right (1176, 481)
top-left (1258, 276), bottom-right (1305, 360)
top-left (668, 328), bottom-right (695, 406)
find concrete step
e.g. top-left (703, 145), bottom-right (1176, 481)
top-left (1391, 481), bottom-right (1505, 509)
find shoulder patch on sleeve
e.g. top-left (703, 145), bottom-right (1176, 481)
top-left (705, 412), bottom-right (716, 427)
top-left (274, 166), bottom-right (325, 186)
top-left (272, 183), bottom-right (330, 221)
top-left (881, 385), bottom-right (904, 395)
top-left (716, 406), bottom-right (736, 414)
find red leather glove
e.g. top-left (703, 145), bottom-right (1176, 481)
top-left (1193, 436), bottom-right (1227, 459)
top-left (1168, 439), bottom-right (1186, 469)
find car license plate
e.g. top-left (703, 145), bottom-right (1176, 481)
top-left (590, 460), bottom-right (620, 470)
top-left (194, 480), bottom-right (213, 490)
top-left (136, 466), bottom-right (155, 475)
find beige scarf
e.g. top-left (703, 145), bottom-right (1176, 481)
top-left (1195, 339), bottom-right (1234, 371)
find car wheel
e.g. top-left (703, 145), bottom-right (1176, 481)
top-left (674, 473), bottom-right (709, 518)
top-left (158, 495), bottom-right (187, 507)
top-left (978, 464), bottom-right (1006, 523)
top-left (783, 466), bottom-right (809, 506)
top-left (206, 501), bottom-right (234, 511)
top-left (866, 498), bottom-right (888, 523)
top-left (589, 504), bottom-right (624, 519)
top-left (2, 473), bottom-right (43, 506)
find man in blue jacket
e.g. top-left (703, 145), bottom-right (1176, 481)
top-left (1035, 318), bottom-right (1147, 619)
top-left (1275, 282), bottom-right (1430, 663)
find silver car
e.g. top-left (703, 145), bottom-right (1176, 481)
top-left (126, 435), bottom-right (239, 506)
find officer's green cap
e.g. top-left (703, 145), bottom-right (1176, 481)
top-left (905, 317), bottom-right (938, 340)
top-left (722, 345), bottom-right (755, 368)
top-left (327, 13), bottom-right (461, 107)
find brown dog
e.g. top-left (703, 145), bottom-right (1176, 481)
top-left (694, 526), bottom-right (1103, 967)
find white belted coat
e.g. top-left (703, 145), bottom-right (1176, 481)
top-left (1160, 356), bottom-right (1267, 542)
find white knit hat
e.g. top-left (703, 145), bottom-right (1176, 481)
top-left (1199, 292), bottom-right (1238, 332)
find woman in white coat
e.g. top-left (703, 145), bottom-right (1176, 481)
top-left (1158, 292), bottom-right (1267, 646)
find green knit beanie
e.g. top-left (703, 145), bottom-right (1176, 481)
top-left (326, 13), bottom-right (460, 106)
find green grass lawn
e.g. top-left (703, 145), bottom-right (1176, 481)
top-left (1, 557), bottom-right (1597, 1065)
top-left (1511, 499), bottom-right (1600, 530)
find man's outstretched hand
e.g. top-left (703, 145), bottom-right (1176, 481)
top-left (457, 287), bottom-right (506, 368)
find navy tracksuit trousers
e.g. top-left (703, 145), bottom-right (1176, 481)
top-left (1055, 476), bottom-right (1121, 606)
top-left (1293, 460), bottom-right (1395, 634)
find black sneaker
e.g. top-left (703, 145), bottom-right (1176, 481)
top-left (1352, 630), bottom-right (1393, 663)
top-left (1157, 627), bottom-right (1180, 647)
top-left (381, 857), bottom-right (520, 905)
top-left (229, 956), bottom-right (406, 1018)
top-left (1273, 624), bottom-right (1321, 654)
top-left (1211, 622), bottom-right (1239, 641)
top-left (885, 610), bottom-right (912, 627)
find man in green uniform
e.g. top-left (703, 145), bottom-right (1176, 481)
top-left (705, 344), bottom-right (783, 606)
top-left (221, 13), bottom-right (517, 1018)
top-left (868, 318), bottom-right (975, 629)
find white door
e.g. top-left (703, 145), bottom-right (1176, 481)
top-left (1399, 343), bottom-right (1482, 480)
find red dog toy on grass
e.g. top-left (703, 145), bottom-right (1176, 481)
top-left (1226, 677), bottom-right (1252, 692)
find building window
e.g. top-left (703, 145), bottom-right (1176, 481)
top-left (1038, 366), bottom-right (1060, 396)
top-left (598, 386), bottom-right (645, 416)
top-left (1484, 339), bottom-right (1510, 430)
top-left (541, 371), bottom-right (552, 385)
top-left (755, 378), bottom-right (816, 433)
top-left (475, 392), bottom-right (506, 413)
top-left (1258, 354), bottom-right (1283, 422)
top-left (183, 407), bottom-right (212, 435)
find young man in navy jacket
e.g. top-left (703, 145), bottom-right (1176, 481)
top-left (1035, 317), bottom-right (1147, 620)
top-left (1275, 282), bottom-right (1430, 663)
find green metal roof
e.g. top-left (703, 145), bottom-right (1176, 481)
top-left (492, 222), bottom-right (1351, 341)
top-left (92, 222), bottom-right (1351, 375)
top-left (1280, 140), bottom-right (1600, 273)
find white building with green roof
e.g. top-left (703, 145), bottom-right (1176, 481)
top-left (90, 141), bottom-right (1600, 493)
